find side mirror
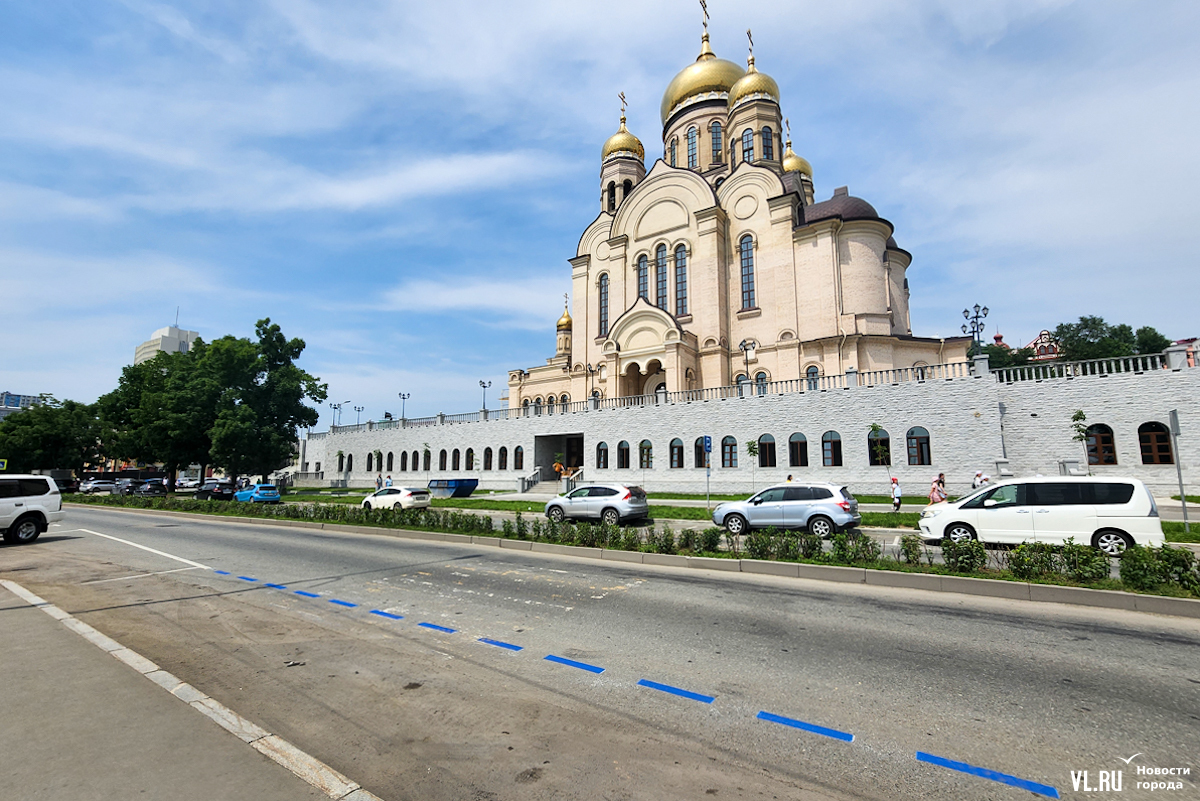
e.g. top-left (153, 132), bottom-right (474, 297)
top-left (751, 499), bottom-right (762, 505)
top-left (983, 499), bottom-right (997, 508)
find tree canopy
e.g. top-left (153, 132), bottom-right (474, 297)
top-left (1052, 316), bottom-right (1172, 362)
top-left (0, 396), bottom-right (101, 474)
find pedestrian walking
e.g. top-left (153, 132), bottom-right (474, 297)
top-left (890, 477), bottom-right (902, 512)
top-left (385, 475), bottom-right (393, 487)
top-left (786, 474), bottom-right (794, 482)
top-left (375, 473), bottom-right (383, 491)
top-left (972, 471), bottom-right (990, 490)
top-left (928, 474), bottom-right (947, 504)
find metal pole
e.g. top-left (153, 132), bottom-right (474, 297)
top-left (1170, 410), bottom-right (1189, 532)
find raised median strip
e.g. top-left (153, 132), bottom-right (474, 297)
top-left (0, 578), bottom-right (385, 801)
top-left (68, 504), bottom-right (1200, 618)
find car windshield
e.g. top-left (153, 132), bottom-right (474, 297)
top-left (954, 485), bottom-right (995, 505)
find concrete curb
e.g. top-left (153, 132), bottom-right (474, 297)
top-left (66, 503), bottom-right (1200, 619)
top-left (0, 578), bottom-right (384, 801)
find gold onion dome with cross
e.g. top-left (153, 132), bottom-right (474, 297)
top-left (601, 114), bottom-right (645, 162)
top-left (556, 302), bottom-right (573, 331)
top-left (659, 31), bottom-right (746, 124)
top-left (727, 52), bottom-right (779, 109)
top-left (782, 138), bottom-right (812, 177)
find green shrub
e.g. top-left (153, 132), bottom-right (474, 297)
top-left (746, 527), bottom-right (774, 560)
top-left (1155, 545), bottom-right (1200, 592)
top-left (700, 527), bottom-right (723, 553)
top-left (829, 532), bottom-right (851, 564)
top-left (774, 530), bottom-right (800, 561)
top-left (1058, 538), bottom-right (1112, 583)
top-left (1119, 545), bottom-right (1167, 591)
top-left (514, 512), bottom-right (528, 539)
top-left (899, 534), bottom-right (923, 565)
top-left (620, 527), bottom-right (642, 552)
top-left (652, 525), bottom-right (677, 555)
top-left (677, 529), bottom-right (698, 553)
top-left (1007, 541), bottom-right (1057, 580)
top-left (797, 530), bottom-right (823, 559)
top-left (942, 537), bottom-right (987, 573)
top-left (848, 533), bottom-right (882, 564)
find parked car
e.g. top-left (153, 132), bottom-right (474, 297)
top-left (919, 476), bottom-right (1164, 556)
top-left (133, 481), bottom-right (168, 497)
top-left (114, 478), bottom-right (146, 496)
top-left (544, 483), bottom-right (649, 526)
top-left (195, 480), bottom-right (235, 501)
top-left (234, 484), bottom-right (281, 504)
top-left (80, 479), bottom-right (117, 494)
top-left (0, 474), bottom-right (63, 544)
top-left (53, 477), bottom-right (79, 494)
top-left (712, 483), bottom-right (861, 537)
top-left (175, 477), bottom-right (200, 489)
top-left (361, 487), bottom-right (432, 511)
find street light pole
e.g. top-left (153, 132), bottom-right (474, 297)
top-left (738, 339), bottom-right (757, 395)
top-left (397, 392), bottom-right (410, 419)
top-left (354, 405), bottom-right (364, 425)
top-left (479, 380), bottom-right (491, 411)
top-left (962, 304), bottom-right (989, 351)
top-left (587, 363), bottom-right (596, 406)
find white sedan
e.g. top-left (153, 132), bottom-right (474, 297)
top-left (361, 487), bottom-right (432, 511)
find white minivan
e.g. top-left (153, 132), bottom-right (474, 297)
top-left (919, 477), bottom-right (1164, 556)
top-left (0, 474), bottom-right (64, 544)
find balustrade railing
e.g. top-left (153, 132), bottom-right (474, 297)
top-left (994, 353), bottom-right (1167, 383)
top-left (518, 467), bottom-right (542, 493)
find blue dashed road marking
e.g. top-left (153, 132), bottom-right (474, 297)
top-left (294, 590), bottom-right (321, 598)
top-left (544, 655), bottom-right (605, 674)
top-left (916, 752), bottom-right (1060, 799)
top-left (237, 576), bottom-right (257, 582)
top-left (264, 583), bottom-right (287, 590)
top-left (370, 610), bottom-right (403, 620)
top-left (757, 710), bottom-right (854, 742)
top-left (213, 570), bottom-right (231, 575)
top-left (637, 679), bottom-right (714, 704)
top-left (329, 599), bottom-right (357, 608)
top-left (479, 637), bottom-right (523, 651)
top-left (418, 622), bottom-right (457, 633)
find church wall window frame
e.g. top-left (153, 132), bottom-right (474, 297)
top-left (639, 440), bottom-right (653, 469)
top-left (598, 273), bottom-right (610, 337)
top-left (741, 128), bottom-right (754, 163)
top-left (762, 126), bottom-right (774, 161)
top-left (655, 244), bottom-right (668, 310)
top-left (721, 436), bottom-right (738, 468)
top-left (366, 453), bottom-right (373, 472)
top-left (788, 433), bottom-right (809, 467)
top-left (596, 442), bottom-right (609, 469)
top-left (669, 138), bottom-right (677, 167)
top-left (466, 448), bottom-right (475, 471)
top-left (422, 451), bottom-right (430, 471)
top-left (710, 120), bottom-right (723, 163)
top-left (694, 437), bottom-right (708, 468)
top-left (868, 428), bottom-right (891, 466)
top-left (687, 126), bottom-right (698, 168)
top-left (386, 452), bottom-right (393, 472)
top-left (514, 446), bottom-right (524, 471)
top-left (346, 454), bottom-right (353, 472)
top-left (637, 255), bottom-right (649, 300)
top-left (674, 245), bottom-right (688, 316)
top-left (805, 364), bottom-right (820, 390)
top-left (439, 450), bottom-right (447, 471)
top-left (400, 451), bottom-right (408, 472)
top-left (758, 434), bottom-right (776, 468)
top-left (483, 448), bottom-right (493, 470)
top-left (1139, 422), bottom-right (1173, 464)
top-left (1086, 424), bottom-right (1117, 465)
top-left (670, 438), bottom-right (684, 468)
top-left (906, 427), bottom-right (932, 466)
top-left (739, 234), bottom-right (756, 309)
top-left (498, 447), bottom-right (508, 470)
top-left (754, 371), bottom-right (768, 396)
top-left (338, 453), bottom-right (345, 472)
top-left (622, 179), bottom-right (632, 200)
top-left (617, 440), bottom-right (631, 469)
top-left (606, 181), bottom-right (616, 212)
top-left (822, 431), bottom-right (843, 467)
top-left (452, 449), bottom-right (461, 471)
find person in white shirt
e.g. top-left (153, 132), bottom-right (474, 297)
top-left (891, 477), bottom-right (902, 511)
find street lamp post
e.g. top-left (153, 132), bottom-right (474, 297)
top-left (586, 363), bottom-right (597, 406)
top-left (354, 405), bottom-right (364, 426)
top-left (962, 304), bottom-right (989, 351)
top-left (330, 400), bottom-right (351, 427)
top-left (479, 380), bottom-right (491, 411)
top-left (397, 392), bottom-right (410, 419)
top-left (738, 339), bottom-right (757, 396)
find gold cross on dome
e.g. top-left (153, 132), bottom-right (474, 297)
top-left (564, 293), bottom-right (569, 306)
top-left (700, 0), bottom-right (709, 32)
top-left (785, 118), bottom-right (791, 138)
top-left (747, 29), bottom-right (754, 56)
top-left (619, 92), bottom-right (626, 116)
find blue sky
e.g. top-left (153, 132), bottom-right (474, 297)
top-left (3, 1), bottom-right (1197, 428)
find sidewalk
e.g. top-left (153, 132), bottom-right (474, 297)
top-left (0, 582), bottom-right (372, 801)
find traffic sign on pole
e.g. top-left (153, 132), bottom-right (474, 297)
top-left (703, 435), bottom-right (711, 453)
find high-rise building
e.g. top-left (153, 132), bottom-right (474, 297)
top-left (134, 326), bottom-right (200, 365)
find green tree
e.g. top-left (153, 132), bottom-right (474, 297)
top-left (1135, 326), bottom-right (1172, 356)
top-left (209, 319), bottom-right (327, 481)
top-left (1052, 316), bottom-right (1172, 362)
top-left (982, 343), bottom-right (1035, 369)
top-left (745, 439), bottom-right (759, 492)
top-left (1070, 409), bottom-right (1091, 474)
top-left (0, 396), bottom-right (101, 474)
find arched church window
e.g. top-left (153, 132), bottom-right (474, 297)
top-left (338, 453), bottom-right (345, 472)
top-left (694, 437), bottom-right (708, 468)
top-left (607, 182), bottom-right (617, 212)
top-left (439, 450), bottom-right (447, 471)
top-left (721, 436), bottom-right (738, 468)
top-left (465, 448), bottom-right (474, 471)
top-left (669, 139), bottom-right (677, 167)
top-left (806, 365), bottom-right (820, 390)
top-left (514, 446), bottom-right (524, 470)
top-left (821, 431), bottom-right (843, 467)
top-left (617, 441), bottom-right (631, 469)
top-left (788, 433), bottom-right (808, 467)
top-left (421, 450), bottom-right (429, 471)
top-left (546, 396), bottom-right (555, 414)
top-left (687, 127), bottom-right (697, 168)
top-left (534, 397), bottom-right (543, 416)
top-left (1139, 422), bottom-right (1172, 464)
top-left (710, 121), bottom-right (722, 163)
top-left (622, 179), bottom-right (632, 199)
top-left (758, 434), bottom-right (776, 467)
top-left (762, 126), bottom-right (774, 161)
top-left (755, 371), bottom-right (768, 395)
top-left (670, 438), bottom-right (684, 468)
top-left (674, 245), bottom-right (688, 316)
top-left (346, 454), bottom-right (353, 472)
top-left (483, 448), bottom-right (492, 470)
top-left (366, 452), bottom-right (373, 472)
top-left (413, 450), bottom-right (420, 471)
top-left (1086, 424), bottom-right (1117, 465)
top-left (598, 273), bottom-right (610, 337)
top-left (906, 427), bottom-right (931, 466)
top-left (739, 235), bottom-right (756, 309)
top-left (868, 428), bottom-right (891, 466)
top-left (452, 449), bottom-right (460, 471)
top-left (736, 373), bottom-right (749, 398)
top-left (639, 440), bottom-right (653, 469)
top-left (637, 255), bottom-right (649, 300)
top-left (400, 451), bottom-right (408, 471)
top-left (498, 447), bottom-right (508, 470)
top-left (386, 452), bottom-right (393, 471)
top-left (742, 128), bottom-right (754, 163)
top-left (655, 245), bottom-right (668, 310)
top-left (596, 441), bottom-right (609, 469)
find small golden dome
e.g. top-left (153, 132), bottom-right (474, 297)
top-left (727, 55), bottom-right (779, 110)
top-left (660, 33), bottom-right (745, 124)
top-left (556, 303), bottom-right (573, 331)
top-left (782, 138), bottom-right (812, 177)
top-left (601, 115), bottom-right (645, 162)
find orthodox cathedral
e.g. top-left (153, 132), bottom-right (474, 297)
top-left (508, 24), bottom-right (969, 409)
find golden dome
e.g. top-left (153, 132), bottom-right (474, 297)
top-left (782, 140), bottom-right (812, 177)
top-left (660, 33), bottom-right (745, 124)
top-left (601, 115), bottom-right (645, 162)
top-left (727, 55), bottom-right (779, 109)
top-left (556, 302), bottom-right (573, 331)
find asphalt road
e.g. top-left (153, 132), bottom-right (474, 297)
top-left (6, 506), bottom-right (1198, 800)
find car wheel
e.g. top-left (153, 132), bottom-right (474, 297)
top-left (725, 513), bottom-right (748, 536)
top-left (548, 506), bottom-right (565, 523)
top-left (944, 523), bottom-right (975, 544)
top-left (807, 515), bottom-right (834, 538)
top-left (1093, 529), bottom-right (1133, 557)
top-left (5, 516), bottom-right (41, 544)
top-left (601, 507), bottom-right (620, 526)
top-left (363, 502), bottom-right (372, 510)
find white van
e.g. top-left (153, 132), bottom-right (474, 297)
top-left (919, 477), bottom-right (1164, 556)
top-left (0, 474), bottom-right (64, 544)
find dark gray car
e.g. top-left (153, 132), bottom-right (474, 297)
top-left (712, 482), bottom-right (861, 537)
top-left (545, 483), bottom-right (649, 526)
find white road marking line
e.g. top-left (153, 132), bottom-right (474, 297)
top-left (82, 566), bottom-right (203, 585)
top-left (79, 528), bottom-right (209, 569)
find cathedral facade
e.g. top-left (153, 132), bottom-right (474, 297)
top-left (508, 28), bottom-right (970, 410)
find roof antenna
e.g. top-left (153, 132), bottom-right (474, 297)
top-left (175, 306), bottom-right (179, 328)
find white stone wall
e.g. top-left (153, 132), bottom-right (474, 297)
top-left (300, 367), bottom-right (1198, 496)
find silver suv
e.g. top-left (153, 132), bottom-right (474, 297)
top-left (0, 474), bottom-right (64, 544)
top-left (713, 482), bottom-right (861, 537)
top-left (545, 483), bottom-right (649, 526)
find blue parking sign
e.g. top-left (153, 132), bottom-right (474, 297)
top-left (703, 435), bottom-right (711, 453)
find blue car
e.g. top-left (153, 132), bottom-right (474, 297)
top-left (234, 483), bottom-right (281, 504)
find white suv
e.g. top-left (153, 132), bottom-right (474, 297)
top-left (0, 474), bottom-right (64, 544)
